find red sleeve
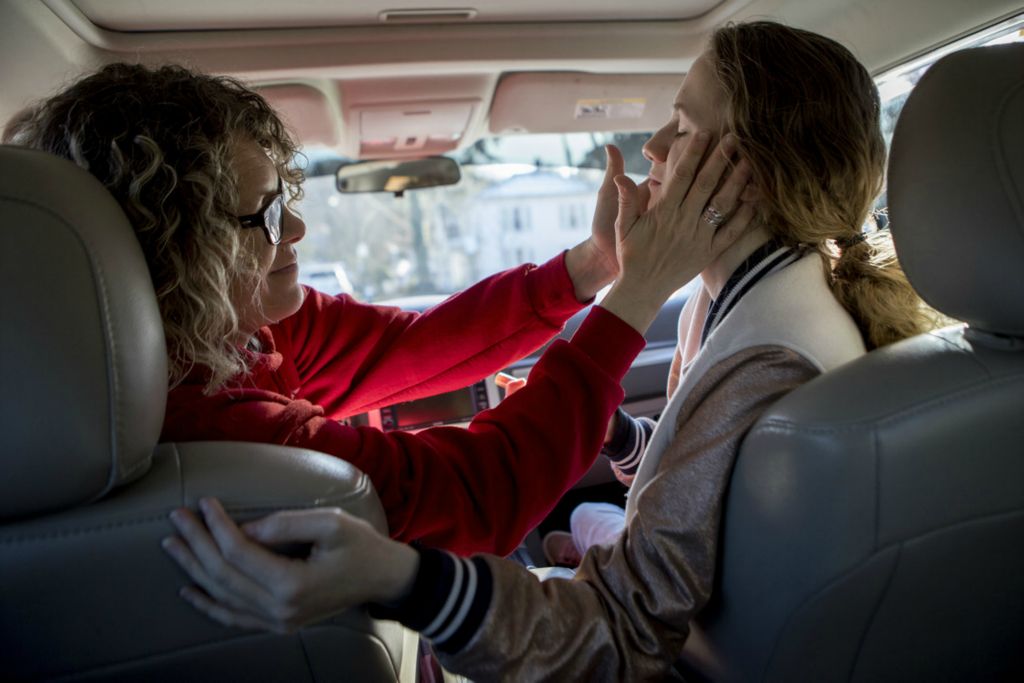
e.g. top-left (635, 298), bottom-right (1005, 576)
top-left (276, 253), bottom-right (584, 419)
top-left (287, 306), bottom-right (642, 556)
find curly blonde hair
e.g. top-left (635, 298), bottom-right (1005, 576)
top-left (710, 22), bottom-right (942, 348)
top-left (19, 63), bottom-right (304, 391)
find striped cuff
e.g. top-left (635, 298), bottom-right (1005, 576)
top-left (601, 409), bottom-right (656, 475)
top-left (369, 548), bottom-right (493, 654)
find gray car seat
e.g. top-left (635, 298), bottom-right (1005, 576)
top-left (0, 145), bottom-right (413, 681)
top-left (677, 43), bottom-right (1024, 681)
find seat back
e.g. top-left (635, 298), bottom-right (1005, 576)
top-left (678, 43), bottom-right (1024, 681)
top-left (0, 145), bottom-right (410, 681)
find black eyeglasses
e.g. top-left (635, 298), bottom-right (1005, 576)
top-left (236, 187), bottom-right (285, 245)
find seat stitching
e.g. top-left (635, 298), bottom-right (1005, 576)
top-left (847, 544), bottom-right (903, 683)
top-left (297, 630), bottom-right (318, 682)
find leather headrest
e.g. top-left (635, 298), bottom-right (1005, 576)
top-left (0, 146), bottom-right (166, 519)
top-left (888, 43), bottom-right (1024, 337)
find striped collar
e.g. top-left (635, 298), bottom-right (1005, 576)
top-left (700, 241), bottom-right (803, 347)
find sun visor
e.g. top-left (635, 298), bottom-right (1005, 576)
top-left (354, 100), bottom-right (480, 158)
top-left (257, 84), bottom-right (338, 148)
top-left (489, 73), bottom-right (683, 135)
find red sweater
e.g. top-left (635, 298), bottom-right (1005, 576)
top-left (162, 254), bottom-right (645, 555)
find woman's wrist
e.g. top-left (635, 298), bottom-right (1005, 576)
top-left (372, 540), bottom-right (420, 606)
top-left (599, 279), bottom-right (669, 335)
top-left (564, 239), bottom-right (617, 303)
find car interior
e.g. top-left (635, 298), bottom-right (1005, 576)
top-left (1, 0), bottom-right (1022, 680)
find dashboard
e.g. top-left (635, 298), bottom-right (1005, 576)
top-left (359, 378), bottom-right (501, 432)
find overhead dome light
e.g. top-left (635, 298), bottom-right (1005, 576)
top-left (378, 8), bottom-right (478, 24)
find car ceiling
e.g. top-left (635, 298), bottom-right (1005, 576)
top-left (71, 0), bottom-right (725, 31)
top-left (2, 0), bottom-right (1021, 159)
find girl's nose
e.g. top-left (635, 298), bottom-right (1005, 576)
top-left (642, 124), bottom-right (673, 164)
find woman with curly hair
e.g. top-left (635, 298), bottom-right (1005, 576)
top-left (14, 62), bottom-right (752, 557)
top-left (163, 21), bottom-right (941, 680)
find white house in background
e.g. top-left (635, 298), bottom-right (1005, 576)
top-left (429, 170), bottom-right (600, 290)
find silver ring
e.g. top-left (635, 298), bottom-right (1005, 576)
top-left (702, 205), bottom-right (728, 228)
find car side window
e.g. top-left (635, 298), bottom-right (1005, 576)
top-left (871, 15), bottom-right (1023, 227)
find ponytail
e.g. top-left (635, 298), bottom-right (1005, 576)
top-left (828, 229), bottom-right (946, 349)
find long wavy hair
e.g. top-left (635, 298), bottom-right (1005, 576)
top-left (18, 63), bottom-right (304, 391)
top-left (710, 22), bottom-right (940, 348)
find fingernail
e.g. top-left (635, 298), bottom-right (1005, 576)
top-left (169, 509), bottom-right (181, 524)
top-left (696, 131), bottom-right (710, 143)
top-left (199, 498), bottom-right (211, 513)
top-left (161, 536), bottom-right (174, 550)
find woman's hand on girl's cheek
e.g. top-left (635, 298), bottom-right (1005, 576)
top-left (589, 144), bottom-right (627, 276)
top-left (600, 133), bottom-right (756, 334)
top-left (740, 181), bottom-right (762, 203)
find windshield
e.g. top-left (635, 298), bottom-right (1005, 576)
top-left (294, 132), bottom-right (649, 304)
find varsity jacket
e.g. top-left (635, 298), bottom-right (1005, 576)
top-left (387, 250), bottom-right (867, 680)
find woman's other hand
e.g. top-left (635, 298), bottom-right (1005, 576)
top-left (494, 371), bottom-right (528, 397)
top-left (588, 145), bottom-right (650, 280)
top-left (601, 133), bottom-right (755, 334)
top-left (162, 498), bottom-right (418, 633)
top-left (564, 145), bottom-right (645, 302)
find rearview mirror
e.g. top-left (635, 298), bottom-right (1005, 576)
top-left (335, 156), bottom-right (461, 196)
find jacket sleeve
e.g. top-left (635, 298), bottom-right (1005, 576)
top-left (282, 306), bottom-right (644, 556)
top-left (427, 347), bottom-right (820, 680)
top-left (601, 409), bottom-right (657, 476)
top-left (277, 253), bottom-right (585, 419)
